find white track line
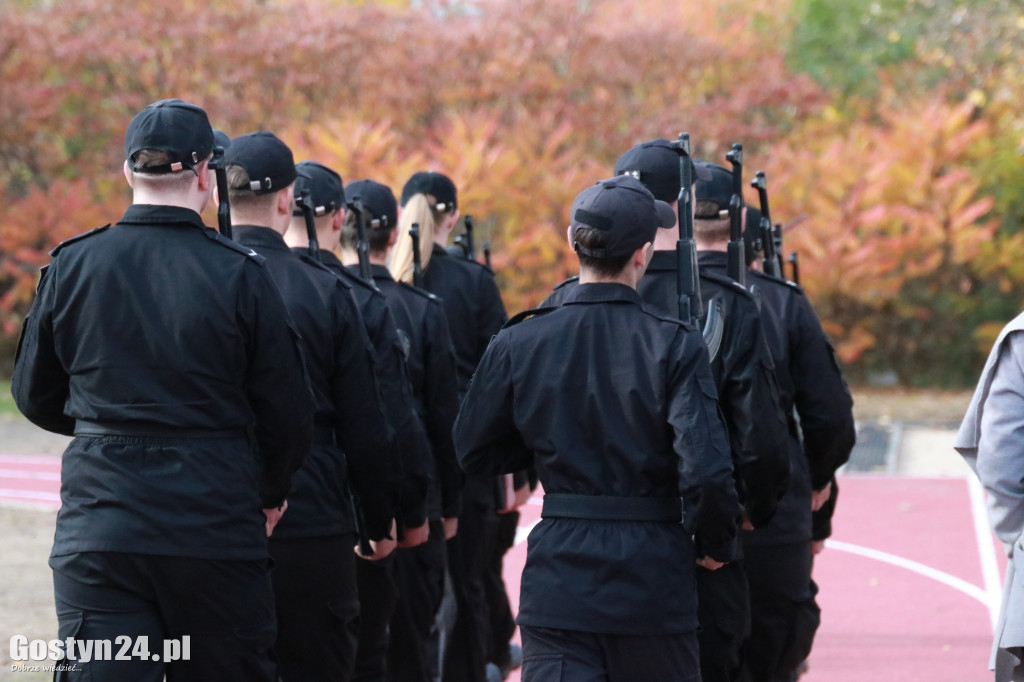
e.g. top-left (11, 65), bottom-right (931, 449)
top-left (0, 469), bottom-right (60, 481)
top-left (966, 475), bottom-right (1004, 632)
top-left (827, 539), bottom-right (991, 608)
top-left (0, 489), bottom-right (61, 503)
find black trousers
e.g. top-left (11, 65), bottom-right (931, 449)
top-left (739, 542), bottom-right (819, 682)
top-left (50, 551), bottom-right (277, 682)
top-left (389, 519), bottom-right (447, 682)
top-left (520, 625), bottom-right (700, 682)
top-left (442, 493), bottom-right (492, 682)
top-left (353, 553), bottom-right (398, 681)
top-left (697, 559), bottom-right (750, 682)
top-left (484, 510), bottom-right (520, 667)
top-left (269, 533), bottom-right (360, 682)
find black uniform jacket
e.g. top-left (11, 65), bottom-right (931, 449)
top-left (544, 252), bottom-right (789, 531)
top-left (236, 225), bottom-right (397, 541)
top-left (12, 205), bottom-right (313, 560)
top-left (314, 251), bottom-right (431, 532)
top-left (454, 283), bottom-right (740, 635)
top-left (422, 244), bottom-right (506, 396)
top-left (699, 251), bottom-right (855, 546)
top-left (364, 263), bottom-right (462, 521)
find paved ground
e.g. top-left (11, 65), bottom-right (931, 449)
top-left (0, 414), bottom-right (999, 681)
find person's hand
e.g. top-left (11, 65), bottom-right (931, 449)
top-left (443, 517), bottom-right (459, 540)
top-left (356, 520), bottom-right (398, 561)
top-left (263, 500), bottom-right (288, 537)
top-left (696, 556), bottom-right (727, 571)
top-left (397, 521), bottom-right (429, 549)
top-left (741, 513), bottom-right (755, 531)
top-left (811, 480), bottom-right (833, 512)
top-left (811, 539), bottom-right (826, 555)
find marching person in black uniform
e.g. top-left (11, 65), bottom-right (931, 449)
top-left (542, 139), bottom-right (791, 682)
top-left (391, 171), bottom-right (508, 682)
top-left (11, 99), bottom-right (313, 682)
top-left (222, 132), bottom-right (400, 682)
top-left (283, 162), bottom-right (433, 682)
top-left (455, 174), bottom-right (740, 682)
top-left (338, 178), bottom-right (462, 682)
top-left (694, 161), bottom-right (856, 682)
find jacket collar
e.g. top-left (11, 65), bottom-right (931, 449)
top-left (233, 224), bottom-right (290, 253)
top-left (119, 204), bottom-right (206, 229)
top-left (564, 282), bottom-right (643, 306)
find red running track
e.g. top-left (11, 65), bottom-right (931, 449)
top-left (0, 458), bottom-right (1003, 681)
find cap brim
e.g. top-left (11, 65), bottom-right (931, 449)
top-left (655, 200), bottom-right (677, 230)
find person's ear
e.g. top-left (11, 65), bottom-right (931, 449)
top-left (196, 161), bottom-right (211, 193)
top-left (332, 208), bottom-right (345, 233)
top-left (279, 186), bottom-right (295, 216)
top-left (123, 160), bottom-right (134, 188)
top-left (387, 227), bottom-right (399, 247)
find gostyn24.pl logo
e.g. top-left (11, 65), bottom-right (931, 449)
top-left (10, 635), bottom-right (190, 663)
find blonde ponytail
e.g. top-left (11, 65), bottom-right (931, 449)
top-left (389, 193), bottom-right (439, 284)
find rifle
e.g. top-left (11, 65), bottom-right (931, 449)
top-left (751, 171), bottom-right (781, 278)
top-left (454, 214), bottom-right (475, 261)
top-left (295, 188), bottom-right (319, 261)
top-left (349, 196), bottom-right (373, 281)
top-left (209, 145), bottom-right (232, 239)
top-left (409, 222), bottom-right (424, 288)
top-left (725, 143), bottom-right (746, 286)
top-left (668, 132), bottom-right (703, 326)
top-left (483, 242), bottom-right (492, 270)
top-left (788, 251), bottom-right (800, 285)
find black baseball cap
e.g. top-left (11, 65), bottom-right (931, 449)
top-left (694, 161), bottom-right (734, 215)
top-left (223, 131), bottom-right (308, 195)
top-left (569, 175), bottom-right (676, 259)
top-left (293, 161), bottom-right (344, 216)
top-left (613, 138), bottom-right (712, 203)
top-left (346, 179), bottom-right (398, 229)
top-left (124, 99), bottom-right (214, 175)
top-left (212, 129), bottom-right (232, 151)
top-left (400, 171), bottom-right (457, 212)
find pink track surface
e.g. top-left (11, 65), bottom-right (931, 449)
top-left (501, 477), bottom-right (1003, 682)
top-left (0, 457), bottom-right (1003, 681)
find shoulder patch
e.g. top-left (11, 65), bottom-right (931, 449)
top-left (49, 224), bottom-right (110, 256)
top-left (202, 229), bottom-right (266, 265)
top-left (398, 281), bottom-right (441, 303)
top-left (503, 306), bottom-right (558, 328)
top-left (552, 275), bottom-right (580, 291)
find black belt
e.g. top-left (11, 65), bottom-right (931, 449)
top-left (541, 494), bottom-right (683, 523)
top-left (74, 420), bottom-right (246, 440)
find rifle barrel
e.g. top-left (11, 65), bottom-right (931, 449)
top-left (210, 146), bottom-right (232, 240)
top-left (409, 222), bottom-right (423, 288)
